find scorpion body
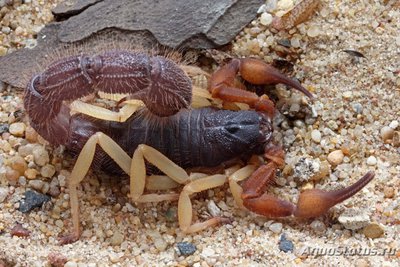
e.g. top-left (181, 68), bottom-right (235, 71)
top-left (23, 50), bottom-right (374, 244)
top-left (68, 107), bottom-right (272, 172)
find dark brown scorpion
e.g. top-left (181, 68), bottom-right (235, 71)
top-left (23, 50), bottom-right (375, 244)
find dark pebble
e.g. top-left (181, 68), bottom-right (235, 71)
top-left (0, 123), bottom-right (9, 134)
top-left (279, 234), bottom-right (294, 253)
top-left (177, 242), bottom-right (196, 256)
top-left (19, 190), bottom-right (51, 213)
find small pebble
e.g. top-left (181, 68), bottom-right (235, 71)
top-left (362, 223), bottom-right (384, 239)
top-left (48, 252), bottom-right (67, 267)
top-left (278, 234), bottom-right (294, 253)
top-left (355, 259), bottom-right (370, 267)
top-left (338, 209), bottom-right (370, 230)
top-left (207, 200), bottom-right (221, 217)
top-left (109, 230), bottom-right (124, 246)
top-left (269, 222), bottom-right (283, 234)
top-left (311, 129), bottom-right (321, 143)
top-left (9, 155), bottom-right (28, 176)
top-left (28, 179), bottom-right (44, 191)
top-left (147, 230), bottom-right (167, 251)
top-left (277, 0), bottom-right (293, 10)
top-left (327, 150), bottom-right (344, 166)
top-left (0, 123), bottom-right (9, 134)
top-left (24, 168), bottom-right (38, 179)
top-left (0, 187), bottom-right (8, 203)
top-left (393, 131), bottom-right (400, 147)
top-left (310, 220), bottom-right (326, 233)
top-left (64, 261), bottom-right (78, 267)
top-left (41, 164), bottom-right (56, 178)
top-left (383, 186), bottom-right (394, 198)
top-left (25, 126), bottom-right (38, 143)
top-left (380, 126), bottom-right (394, 142)
top-left (33, 146), bottom-right (50, 166)
top-left (109, 253), bottom-right (121, 264)
top-left (10, 223), bottom-right (30, 237)
top-left (389, 120), bottom-right (399, 130)
top-left (290, 37), bottom-right (301, 48)
top-left (366, 156), bottom-right (377, 166)
top-left (6, 168), bottom-right (19, 183)
top-left (201, 247), bottom-right (215, 257)
top-left (342, 91), bottom-right (352, 99)
top-left (19, 190), bottom-right (51, 213)
top-left (9, 122), bottom-right (26, 137)
top-left (260, 12), bottom-right (273, 26)
top-left (177, 242), bottom-right (197, 256)
top-left (307, 25), bottom-right (320, 37)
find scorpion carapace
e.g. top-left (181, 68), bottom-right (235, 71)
top-left (23, 51), bottom-right (374, 244)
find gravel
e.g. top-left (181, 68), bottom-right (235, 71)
top-left (0, 0), bottom-right (399, 266)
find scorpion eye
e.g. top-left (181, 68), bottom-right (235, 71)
top-left (226, 125), bottom-right (240, 134)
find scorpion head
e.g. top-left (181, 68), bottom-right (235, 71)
top-left (204, 109), bottom-right (273, 159)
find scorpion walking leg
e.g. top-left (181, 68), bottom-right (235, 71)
top-left (178, 174), bottom-right (229, 233)
top-left (239, 145), bottom-right (375, 218)
top-left (131, 145), bottom-right (230, 233)
top-left (59, 134), bottom-right (178, 244)
top-left (60, 132), bottom-right (131, 244)
top-left (228, 165), bottom-right (257, 209)
top-left (70, 99), bottom-right (144, 122)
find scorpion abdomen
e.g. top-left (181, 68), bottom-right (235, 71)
top-left (125, 108), bottom-right (268, 169)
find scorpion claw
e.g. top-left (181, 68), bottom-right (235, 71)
top-left (209, 58), bottom-right (313, 116)
top-left (237, 58), bottom-right (314, 99)
top-left (294, 171), bottom-right (375, 218)
top-left (240, 146), bottom-right (375, 219)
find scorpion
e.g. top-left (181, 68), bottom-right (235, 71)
top-left (23, 50), bottom-right (375, 244)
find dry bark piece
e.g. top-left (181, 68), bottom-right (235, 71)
top-left (272, 0), bottom-right (320, 31)
top-left (56, 0), bottom-right (263, 49)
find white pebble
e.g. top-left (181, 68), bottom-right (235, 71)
top-left (342, 91), bottom-right (352, 99)
top-left (366, 156), bottom-right (377, 166)
top-left (109, 253), bottom-right (121, 263)
top-left (0, 187), bottom-right (9, 203)
top-left (201, 247), bottom-right (216, 257)
top-left (277, 0), bottom-right (294, 10)
top-left (310, 220), bottom-right (326, 232)
top-left (389, 120), bottom-right (399, 130)
top-left (260, 12), bottom-right (273, 26)
top-left (269, 222), bottom-right (283, 234)
top-left (207, 200), bottom-right (221, 217)
top-left (327, 150), bottom-right (344, 165)
top-left (307, 25), bottom-right (320, 37)
top-left (311, 129), bottom-right (321, 143)
top-left (338, 210), bottom-right (370, 230)
top-left (290, 37), bottom-right (301, 48)
top-left (9, 122), bottom-right (26, 137)
top-left (396, 36), bottom-right (400, 47)
top-left (64, 262), bottom-right (78, 267)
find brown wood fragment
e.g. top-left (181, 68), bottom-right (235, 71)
top-left (272, 0), bottom-right (321, 31)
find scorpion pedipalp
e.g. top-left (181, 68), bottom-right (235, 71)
top-left (209, 58), bottom-right (314, 118)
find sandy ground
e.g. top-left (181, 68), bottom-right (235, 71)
top-left (0, 0), bottom-right (399, 266)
